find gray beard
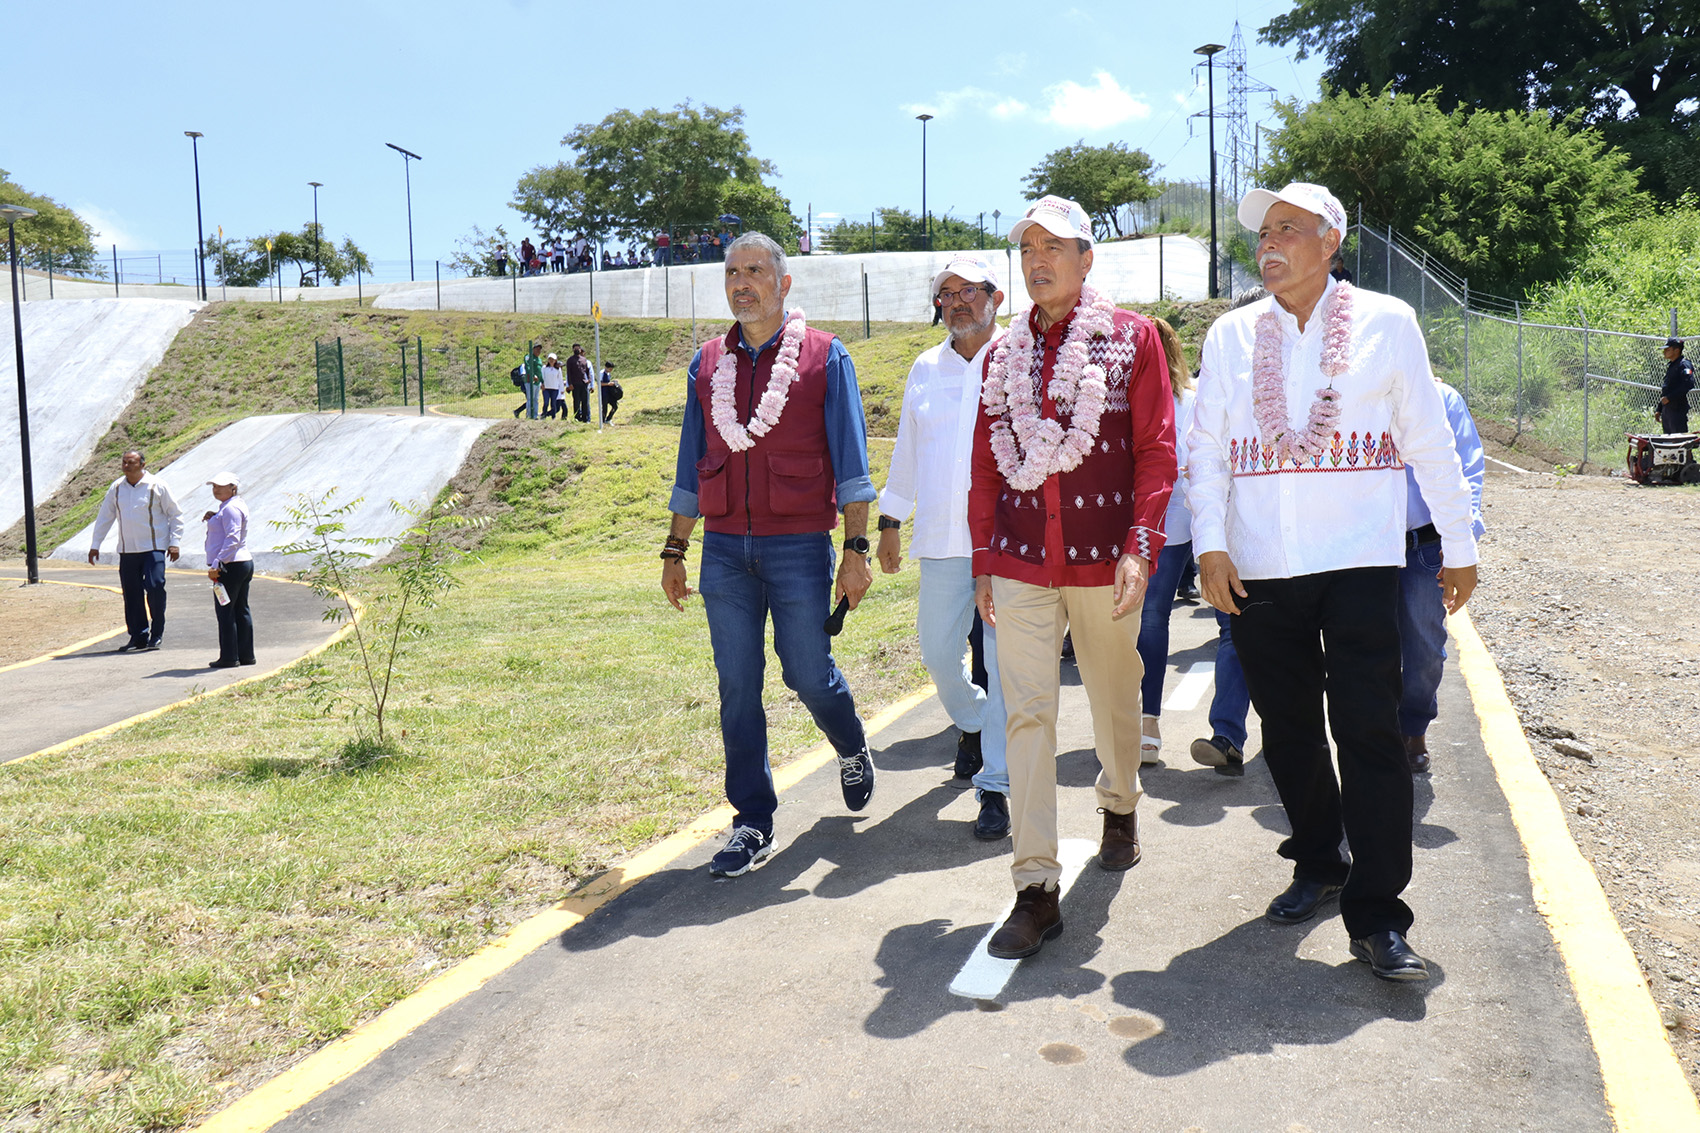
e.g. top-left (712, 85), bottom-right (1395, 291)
top-left (948, 307), bottom-right (997, 342)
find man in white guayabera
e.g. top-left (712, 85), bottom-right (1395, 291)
top-left (1189, 182), bottom-right (1478, 982)
top-left (661, 232), bottom-right (879, 879)
top-left (877, 254), bottom-right (1011, 841)
top-left (970, 196), bottom-right (1177, 960)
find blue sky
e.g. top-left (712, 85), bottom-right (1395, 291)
top-left (9, 0), bottom-right (1325, 275)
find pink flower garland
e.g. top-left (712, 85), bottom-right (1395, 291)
top-left (981, 285), bottom-right (1116, 491)
top-left (1252, 282), bottom-right (1353, 465)
top-left (709, 311), bottom-right (808, 452)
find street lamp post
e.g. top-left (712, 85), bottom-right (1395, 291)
top-left (916, 113), bottom-right (933, 252)
top-left (308, 181), bottom-right (323, 287)
top-left (2, 204), bottom-right (41, 583)
top-left (184, 131), bottom-right (207, 301)
top-left (385, 143), bottom-right (422, 281)
top-left (1194, 43), bottom-right (1226, 300)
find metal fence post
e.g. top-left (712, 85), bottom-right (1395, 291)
top-left (401, 342), bottom-right (409, 406)
top-left (862, 268), bottom-right (869, 340)
top-left (417, 336), bottom-right (425, 415)
top-left (1158, 234), bottom-right (1164, 301)
top-left (1578, 304), bottom-right (1590, 467)
top-left (337, 337), bottom-right (346, 413)
top-left (1385, 224), bottom-right (1393, 295)
top-left (1419, 251), bottom-right (1427, 331)
top-left (112, 244), bottom-right (119, 297)
top-left (1462, 280), bottom-right (1470, 401)
top-left (512, 264), bottom-right (517, 313)
top-left (690, 273), bottom-right (697, 349)
top-left (356, 266), bottom-right (362, 308)
top-left (1355, 205), bottom-right (1362, 283)
top-left (871, 210), bottom-right (877, 254)
top-left (1515, 300), bottom-right (1524, 437)
top-left (475, 344), bottom-right (482, 394)
top-left (435, 260), bottom-right (441, 311)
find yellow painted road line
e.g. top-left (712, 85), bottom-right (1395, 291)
top-left (192, 684), bottom-right (937, 1132)
top-left (1453, 608), bottom-right (1700, 1133)
top-left (3, 583), bottom-right (364, 767)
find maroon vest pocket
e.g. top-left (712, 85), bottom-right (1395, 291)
top-left (696, 452), bottom-right (731, 517)
top-left (767, 452), bottom-right (828, 516)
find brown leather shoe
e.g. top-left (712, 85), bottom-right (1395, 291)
top-left (1403, 735), bottom-right (1431, 774)
top-left (987, 883), bottom-right (1063, 959)
top-left (1098, 807), bottom-right (1142, 871)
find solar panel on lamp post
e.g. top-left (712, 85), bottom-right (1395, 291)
top-left (2, 203), bottom-right (41, 583)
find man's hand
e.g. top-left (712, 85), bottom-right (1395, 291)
top-left (87, 549), bottom-right (99, 564)
top-left (1440, 564), bottom-right (1477, 615)
top-left (876, 527), bottom-right (903, 574)
top-left (974, 575), bottom-right (996, 628)
top-left (1199, 550), bottom-right (1247, 616)
top-left (167, 546), bottom-right (180, 563)
top-left (1111, 553), bottom-right (1149, 620)
top-left (207, 567), bottom-right (221, 582)
top-left (662, 559), bottom-right (694, 610)
top-left (836, 550), bottom-right (873, 609)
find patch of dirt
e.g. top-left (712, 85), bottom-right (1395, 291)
top-left (0, 580), bottom-right (124, 665)
top-left (1470, 470), bottom-right (1700, 1091)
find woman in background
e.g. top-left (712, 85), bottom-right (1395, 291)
top-left (204, 470), bottom-right (255, 670)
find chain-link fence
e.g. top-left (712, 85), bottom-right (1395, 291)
top-left (313, 335), bottom-right (545, 412)
top-left (1351, 222), bottom-right (1679, 472)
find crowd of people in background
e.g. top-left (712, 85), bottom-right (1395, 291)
top-left (512, 342), bottom-right (621, 424)
top-left (493, 227), bottom-right (743, 276)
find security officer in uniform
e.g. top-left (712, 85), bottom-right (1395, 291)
top-left (1659, 337), bottom-right (1694, 434)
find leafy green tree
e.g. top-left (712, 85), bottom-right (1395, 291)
top-left (0, 168), bottom-right (101, 274)
top-left (554, 102), bottom-right (778, 241)
top-left (1529, 194), bottom-right (1700, 333)
top-left (449, 223), bottom-right (515, 277)
top-left (714, 180), bottom-right (803, 250)
top-left (1260, 87), bottom-right (1647, 293)
top-left (1260, 0), bottom-right (1700, 198)
top-left (510, 163), bottom-right (589, 239)
top-left (1022, 142), bottom-right (1162, 238)
top-left (821, 208), bottom-right (991, 254)
top-left (200, 223), bottom-right (372, 287)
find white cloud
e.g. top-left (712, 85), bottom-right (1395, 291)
top-left (72, 203), bottom-right (146, 250)
top-left (903, 86), bottom-right (1007, 120)
top-left (993, 52), bottom-right (1027, 77)
top-left (991, 98), bottom-right (1030, 120)
top-left (1042, 72), bottom-right (1151, 131)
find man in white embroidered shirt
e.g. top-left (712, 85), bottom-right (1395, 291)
top-left (88, 450), bottom-right (185, 652)
top-left (1189, 183), bottom-right (1478, 982)
top-left (877, 254), bottom-right (1010, 841)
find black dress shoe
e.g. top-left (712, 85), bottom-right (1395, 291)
top-left (1190, 735), bottom-right (1245, 777)
top-left (207, 659), bottom-right (238, 670)
top-left (974, 791), bottom-right (1010, 840)
top-left (953, 730), bottom-right (983, 787)
top-left (1349, 930), bottom-right (1431, 981)
top-left (1265, 878), bottom-right (1344, 924)
top-left (116, 639), bottom-right (148, 653)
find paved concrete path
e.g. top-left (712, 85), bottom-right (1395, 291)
top-left (267, 602), bottom-right (1610, 1133)
top-left (0, 562), bottom-right (336, 763)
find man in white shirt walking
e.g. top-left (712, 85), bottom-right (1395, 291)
top-left (1189, 183), bottom-right (1478, 981)
top-left (88, 450), bottom-right (185, 652)
top-left (876, 255), bottom-right (1010, 840)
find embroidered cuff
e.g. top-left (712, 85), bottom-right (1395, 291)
top-left (1123, 526), bottom-right (1161, 562)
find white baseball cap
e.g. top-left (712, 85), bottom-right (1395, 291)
top-left (207, 470), bottom-right (240, 490)
top-left (1238, 182), bottom-right (1348, 238)
top-left (1007, 195), bottom-right (1094, 247)
top-left (931, 254), bottom-right (1001, 296)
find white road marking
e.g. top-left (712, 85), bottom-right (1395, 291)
top-left (1485, 454), bottom-right (1535, 473)
top-left (1162, 662), bottom-right (1216, 711)
top-left (948, 839), bottom-right (1099, 1001)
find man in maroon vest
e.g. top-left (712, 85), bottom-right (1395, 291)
top-left (662, 232), bottom-right (880, 878)
top-left (970, 195), bottom-right (1177, 959)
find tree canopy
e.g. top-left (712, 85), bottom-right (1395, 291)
top-left (1260, 0), bottom-right (1700, 198)
top-left (201, 223), bottom-right (372, 287)
top-left (0, 168), bottom-right (101, 274)
top-left (1022, 142), bottom-right (1161, 239)
top-left (513, 102), bottom-right (798, 243)
top-left (1259, 87), bottom-right (1648, 294)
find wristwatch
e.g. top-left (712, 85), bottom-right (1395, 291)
top-left (877, 516), bottom-right (902, 531)
top-left (843, 535), bottom-right (871, 555)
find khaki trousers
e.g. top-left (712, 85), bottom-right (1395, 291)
top-left (992, 577), bottom-right (1146, 890)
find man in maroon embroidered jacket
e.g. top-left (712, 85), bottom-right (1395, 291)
top-left (970, 196), bottom-right (1177, 959)
top-left (662, 233), bottom-right (880, 879)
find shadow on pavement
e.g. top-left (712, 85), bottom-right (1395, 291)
top-left (1109, 916), bottom-right (1441, 1075)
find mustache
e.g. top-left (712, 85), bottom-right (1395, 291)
top-left (1258, 251), bottom-right (1289, 271)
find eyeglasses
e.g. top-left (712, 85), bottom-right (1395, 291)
top-left (936, 284), bottom-right (989, 306)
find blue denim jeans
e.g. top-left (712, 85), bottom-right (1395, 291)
top-left (698, 531), bottom-right (867, 834)
top-left (917, 557), bottom-right (1008, 796)
top-left (1136, 540), bottom-right (1192, 717)
top-left (1397, 540), bottom-right (1448, 737)
top-left (524, 381), bottom-right (540, 419)
top-left (1207, 609), bottom-right (1252, 751)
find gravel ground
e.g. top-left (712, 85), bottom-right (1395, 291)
top-left (1468, 461), bottom-right (1700, 1095)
